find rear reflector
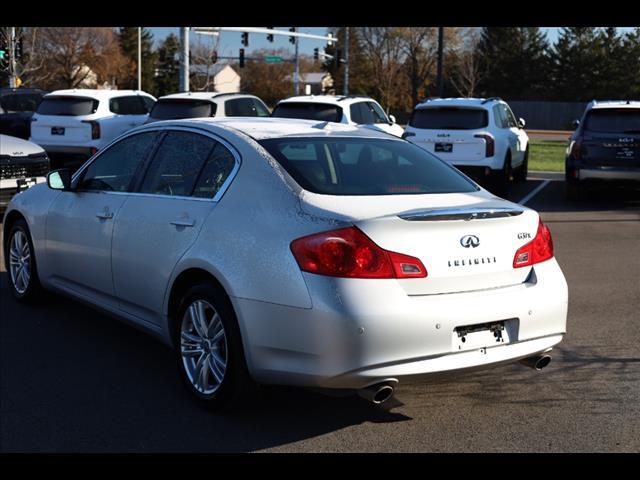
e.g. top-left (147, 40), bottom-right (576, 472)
top-left (513, 219), bottom-right (554, 268)
top-left (291, 226), bottom-right (427, 279)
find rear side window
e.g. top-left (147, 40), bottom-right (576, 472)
top-left (0, 93), bottom-right (44, 112)
top-left (583, 109), bottom-right (640, 133)
top-left (259, 137), bottom-right (477, 195)
top-left (224, 97), bottom-right (270, 117)
top-left (410, 107), bottom-right (488, 130)
top-left (109, 96), bottom-right (152, 115)
top-left (150, 99), bottom-right (215, 120)
top-left (36, 96), bottom-right (99, 116)
top-left (272, 102), bottom-right (343, 122)
top-left (139, 131), bottom-right (216, 197)
top-left (192, 143), bottom-right (237, 198)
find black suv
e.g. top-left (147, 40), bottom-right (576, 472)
top-left (566, 100), bottom-right (640, 199)
top-left (0, 87), bottom-right (48, 139)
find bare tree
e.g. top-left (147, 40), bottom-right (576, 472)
top-left (356, 27), bottom-right (406, 113)
top-left (397, 27), bottom-right (438, 109)
top-left (448, 28), bottom-right (483, 97)
top-left (189, 34), bottom-right (222, 91)
top-left (0, 27), bottom-right (51, 87)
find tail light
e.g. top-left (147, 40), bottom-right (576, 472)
top-left (82, 120), bottom-right (101, 139)
top-left (513, 219), bottom-right (554, 268)
top-left (569, 138), bottom-right (582, 160)
top-left (290, 226), bottom-right (427, 279)
top-left (474, 133), bottom-right (495, 157)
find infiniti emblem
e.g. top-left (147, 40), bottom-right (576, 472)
top-left (460, 235), bottom-right (480, 248)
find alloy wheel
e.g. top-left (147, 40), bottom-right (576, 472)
top-left (9, 230), bottom-right (31, 295)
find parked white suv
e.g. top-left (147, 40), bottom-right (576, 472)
top-left (403, 97), bottom-right (529, 193)
top-left (146, 92), bottom-right (270, 123)
top-left (30, 89), bottom-right (156, 163)
top-left (272, 95), bottom-right (405, 137)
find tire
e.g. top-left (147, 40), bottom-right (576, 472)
top-left (514, 148), bottom-right (529, 183)
top-left (5, 219), bottom-right (44, 303)
top-left (173, 282), bottom-right (255, 410)
top-left (492, 154), bottom-right (512, 196)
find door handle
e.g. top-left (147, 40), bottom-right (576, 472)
top-left (170, 219), bottom-right (195, 227)
top-left (96, 211), bottom-right (114, 220)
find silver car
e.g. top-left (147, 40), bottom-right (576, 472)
top-left (3, 118), bottom-right (568, 408)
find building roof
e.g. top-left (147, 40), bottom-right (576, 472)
top-left (135, 117), bottom-right (396, 141)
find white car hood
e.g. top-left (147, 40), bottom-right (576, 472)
top-left (0, 134), bottom-right (46, 156)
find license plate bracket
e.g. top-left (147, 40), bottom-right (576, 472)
top-left (435, 142), bottom-right (453, 153)
top-left (453, 320), bottom-right (515, 352)
top-left (51, 126), bottom-right (65, 135)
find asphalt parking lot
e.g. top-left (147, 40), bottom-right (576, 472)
top-left (1, 173), bottom-right (639, 453)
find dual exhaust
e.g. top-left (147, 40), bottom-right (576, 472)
top-left (356, 354), bottom-right (552, 404)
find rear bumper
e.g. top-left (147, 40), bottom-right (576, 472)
top-left (578, 167), bottom-right (640, 182)
top-left (234, 258), bottom-right (568, 390)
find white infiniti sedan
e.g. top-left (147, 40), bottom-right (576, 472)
top-left (2, 117), bottom-right (568, 408)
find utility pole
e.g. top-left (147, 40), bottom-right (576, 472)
top-left (137, 27), bottom-right (142, 91)
top-left (293, 28), bottom-right (300, 96)
top-left (436, 27), bottom-right (444, 97)
top-left (343, 27), bottom-right (349, 96)
top-left (9, 27), bottom-right (17, 88)
top-left (179, 27), bottom-right (190, 93)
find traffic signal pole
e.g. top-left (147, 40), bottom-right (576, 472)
top-left (294, 33), bottom-right (300, 96)
top-left (179, 27), bottom-right (190, 93)
top-left (9, 27), bottom-right (17, 88)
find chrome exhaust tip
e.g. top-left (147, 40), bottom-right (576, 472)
top-left (357, 383), bottom-right (395, 404)
top-left (520, 353), bottom-right (552, 371)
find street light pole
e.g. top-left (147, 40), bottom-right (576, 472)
top-left (9, 27), bottom-right (17, 88)
top-left (179, 27), bottom-right (190, 93)
top-left (436, 27), bottom-right (444, 97)
top-left (343, 27), bottom-right (349, 96)
top-left (137, 27), bottom-right (142, 91)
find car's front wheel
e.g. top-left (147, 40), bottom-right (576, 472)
top-left (174, 283), bottom-right (255, 410)
top-left (6, 219), bottom-right (43, 303)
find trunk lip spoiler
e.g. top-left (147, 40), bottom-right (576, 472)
top-left (398, 206), bottom-right (525, 221)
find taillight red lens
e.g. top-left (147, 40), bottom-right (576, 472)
top-left (82, 120), bottom-right (101, 139)
top-left (513, 219), bottom-right (554, 268)
top-left (290, 227), bottom-right (427, 279)
top-left (474, 133), bottom-right (495, 157)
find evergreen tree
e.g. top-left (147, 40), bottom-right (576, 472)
top-left (476, 27), bottom-right (551, 100)
top-left (118, 27), bottom-right (157, 94)
top-left (549, 27), bottom-right (602, 101)
top-left (620, 27), bottom-right (640, 98)
top-left (154, 33), bottom-right (180, 97)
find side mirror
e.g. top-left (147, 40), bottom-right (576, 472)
top-left (389, 114), bottom-right (397, 124)
top-left (572, 119), bottom-right (580, 129)
top-left (47, 169), bottom-right (73, 191)
top-left (518, 117), bottom-right (526, 129)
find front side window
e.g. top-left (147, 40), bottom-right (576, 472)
top-left (139, 131), bottom-right (216, 197)
top-left (409, 107), bottom-right (488, 130)
top-left (77, 132), bottom-right (159, 192)
top-left (367, 102), bottom-right (390, 124)
top-left (501, 104), bottom-right (518, 128)
top-left (37, 96), bottom-right (99, 116)
top-left (259, 137), bottom-right (477, 195)
top-left (271, 102), bottom-right (343, 122)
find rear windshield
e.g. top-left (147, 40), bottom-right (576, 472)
top-left (410, 107), bottom-right (488, 130)
top-left (272, 102), bottom-right (343, 122)
top-left (0, 93), bottom-right (44, 113)
top-left (36, 96), bottom-right (99, 116)
top-left (150, 99), bottom-right (215, 120)
top-left (583, 109), bottom-right (640, 133)
top-left (259, 137), bottom-right (478, 195)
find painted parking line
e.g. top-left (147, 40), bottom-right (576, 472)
top-left (518, 180), bottom-right (551, 206)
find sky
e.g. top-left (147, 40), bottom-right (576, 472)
top-left (148, 27), bottom-right (635, 57)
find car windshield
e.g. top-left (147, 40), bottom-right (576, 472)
top-left (36, 96), bottom-right (98, 116)
top-left (259, 137), bottom-right (478, 195)
top-left (272, 102), bottom-right (343, 122)
top-left (150, 99), bottom-right (215, 120)
top-left (410, 107), bottom-right (488, 130)
top-left (584, 109), bottom-right (640, 133)
top-left (0, 93), bottom-right (43, 113)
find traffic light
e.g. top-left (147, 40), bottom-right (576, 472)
top-left (266, 27), bottom-right (274, 43)
top-left (239, 48), bottom-right (245, 68)
top-left (241, 32), bottom-right (249, 47)
top-left (313, 48), bottom-right (319, 61)
top-left (289, 27), bottom-right (296, 44)
top-left (211, 50), bottom-right (218, 64)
